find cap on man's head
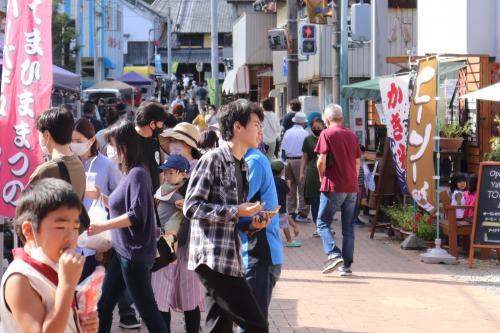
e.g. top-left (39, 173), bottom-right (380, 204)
top-left (292, 112), bottom-right (307, 124)
top-left (271, 160), bottom-right (285, 173)
top-left (159, 154), bottom-right (190, 173)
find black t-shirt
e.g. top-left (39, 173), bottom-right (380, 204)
top-left (234, 158), bottom-right (245, 204)
top-left (274, 176), bottom-right (289, 213)
top-left (138, 135), bottom-right (161, 193)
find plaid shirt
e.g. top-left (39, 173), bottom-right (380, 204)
top-left (184, 142), bottom-right (249, 277)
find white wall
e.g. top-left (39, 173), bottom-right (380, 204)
top-left (233, 13), bottom-right (275, 69)
top-left (418, 0), bottom-right (468, 54)
top-left (467, 0), bottom-right (497, 56)
top-left (418, 0), bottom-right (498, 57)
top-left (122, 2), bottom-right (156, 42)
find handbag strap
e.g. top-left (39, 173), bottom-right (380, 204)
top-left (56, 159), bottom-right (72, 183)
top-left (152, 195), bottom-right (162, 229)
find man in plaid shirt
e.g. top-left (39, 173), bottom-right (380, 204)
top-left (184, 99), bottom-right (273, 333)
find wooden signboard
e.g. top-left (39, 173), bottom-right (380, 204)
top-left (468, 162), bottom-right (500, 268)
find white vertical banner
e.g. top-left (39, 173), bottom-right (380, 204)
top-left (379, 75), bottom-right (411, 195)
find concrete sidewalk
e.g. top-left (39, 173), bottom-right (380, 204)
top-left (113, 223), bottom-right (500, 333)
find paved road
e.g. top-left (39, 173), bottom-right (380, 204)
top-left (112, 222), bottom-right (500, 333)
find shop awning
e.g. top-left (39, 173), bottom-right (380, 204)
top-left (222, 66), bottom-right (250, 94)
top-left (123, 66), bottom-right (156, 77)
top-left (341, 61), bottom-right (467, 102)
top-left (460, 82), bottom-right (500, 102)
top-left (103, 57), bottom-right (115, 69)
top-left (341, 76), bottom-right (385, 102)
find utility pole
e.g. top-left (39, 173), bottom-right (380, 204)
top-left (332, 0), bottom-right (340, 104)
top-left (340, 0), bottom-right (348, 116)
top-left (76, 0), bottom-right (83, 118)
top-left (93, 1), bottom-right (99, 82)
top-left (167, 5), bottom-right (172, 77)
top-left (370, 0), bottom-right (376, 79)
top-left (211, 0), bottom-right (219, 107)
top-left (286, 0), bottom-right (299, 102)
top-left (148, 28), bottom-right (154, 67)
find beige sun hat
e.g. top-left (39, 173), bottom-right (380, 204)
top-left (159, 122), bottom-right (201, 149)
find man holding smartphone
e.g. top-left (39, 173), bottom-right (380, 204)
top-left (184, 99), bottom-right (274, 333)
top-left (238, 144), bottom-right (284, 328)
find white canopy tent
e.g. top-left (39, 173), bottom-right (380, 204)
top-left (460, 82), bottom-right (500, 102)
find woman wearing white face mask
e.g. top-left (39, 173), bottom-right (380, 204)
top-left (71, 118), bottom-right (121, 280)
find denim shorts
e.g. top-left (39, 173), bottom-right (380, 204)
top-left (279, 213), bottom-right (289, 228)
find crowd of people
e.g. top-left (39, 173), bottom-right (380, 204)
top-left (0, 82), bottom-right (368, 332)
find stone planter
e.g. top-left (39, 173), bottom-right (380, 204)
top-left (440, 137), bottom-right (464, 152)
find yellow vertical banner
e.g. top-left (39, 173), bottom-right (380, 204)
top-left (406, 57), bottom-right (438, 213)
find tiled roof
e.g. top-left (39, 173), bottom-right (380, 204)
top-left (152, 0), bottom-right (234, 33)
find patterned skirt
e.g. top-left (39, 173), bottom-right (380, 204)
top-left (151, 244), bottom-right (205, 312)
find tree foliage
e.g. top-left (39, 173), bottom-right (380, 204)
top-left (52, 0), bottom-right (76, 70)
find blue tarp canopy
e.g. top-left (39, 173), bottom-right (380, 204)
top-left (116, 71), bottom-right (153, 86)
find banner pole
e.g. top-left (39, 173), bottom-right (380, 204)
top-left (0, 217), bottom-right (4, 278)
top-left (421, 55), bottom-right (456, 264)
top-left (436, 56), bottom-right (441, 240)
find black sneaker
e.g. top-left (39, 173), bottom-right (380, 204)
top-left (338, 266), bottom-right (352, 277)
top-left (119, 316), bottom-right (141, 329)
top-left (321, 257), bottom-right (344, 274)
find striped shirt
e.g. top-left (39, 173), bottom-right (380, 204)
top-left (184, 141), bottom-right (249, 277)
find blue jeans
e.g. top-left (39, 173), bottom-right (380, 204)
top-left (98, 253), bottom-right (168, 333)
top-left (316, 192), bottom-right (357, 267)
top-left (244, 263), bottom-right (281, 320)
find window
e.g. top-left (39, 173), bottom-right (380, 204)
top-left (178, 34), bottom-right (204, 48)
top-left (388, 0), bottom-right (416, 8)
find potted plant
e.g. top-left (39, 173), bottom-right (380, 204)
top-left (484, 115), bottom-right (500, 161)
top-left (440, 121), bottom-right (472, 152)
top-left (382, 204), bottom-right (437, 245)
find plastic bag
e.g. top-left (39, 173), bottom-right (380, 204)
top-left (77, 230), bottom-right (112, 252)
top-left (88, 197), bottom-right (108, 223)
top-left (363, 161), bottom-right (376, 192)
top-left (76, 266), bottom-right (105, 315)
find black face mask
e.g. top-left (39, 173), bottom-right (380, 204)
top-left (312, 129), bottom-right (323, 137)
top-left (151, 124), bottom-right (163, 138)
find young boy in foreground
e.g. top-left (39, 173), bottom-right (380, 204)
top-left (0, 178), bottom-right (98, 333)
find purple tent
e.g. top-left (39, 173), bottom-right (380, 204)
top-left (116, 71), bottom-right (153, 86)
top-left (0, 48), bottom-right (80, 93)
top-left (52, 65), bottom-right (80, 93)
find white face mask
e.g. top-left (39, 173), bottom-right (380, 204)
top-left (70, 141), bottom-right (91, 156)
top-left (106, 145), bottom-right (118, 163)
top-left (31, 228), bottom-right (59, 272)
top-left (40, 139), bottom-right (50, 156)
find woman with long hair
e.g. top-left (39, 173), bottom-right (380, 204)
top-left (88, 120), bottom-right (168, 333)
top-left (155, 123), bottom-right (205, 332)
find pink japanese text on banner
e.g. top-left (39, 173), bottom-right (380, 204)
top-left (379, 75), bottom-right (411, 195)
top-left (0, 0), bottom-right (53, 218)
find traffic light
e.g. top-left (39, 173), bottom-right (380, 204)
top-left (300, 24), bottom-right (317, 56)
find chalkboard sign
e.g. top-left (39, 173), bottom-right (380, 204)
top-left (468, 162), bottom-right (500, 268)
